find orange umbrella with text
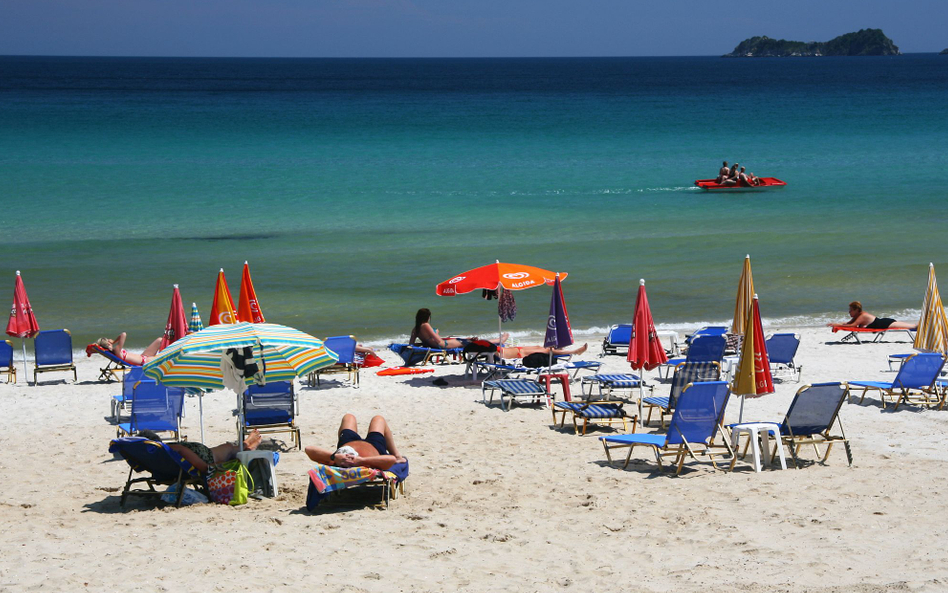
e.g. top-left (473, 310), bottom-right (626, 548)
top-left (731, 294), bottom-right (774, 421)
top-left (436, 261), bottom-right (566, 342)
top-left (209, 269), bottom-right (238, 326)
top-left (237, 261), bottom-right (266, 324)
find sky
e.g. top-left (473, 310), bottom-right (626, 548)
top-left (2, 0), bottom-right (945, 58)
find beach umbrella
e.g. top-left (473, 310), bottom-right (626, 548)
top-left (436, 261), bottom-right (567, 342)
top-left (627, 279), bottom-right (667, 425)
top-left (544, 273), bottom-right (573, 367)
top-left (5, 271), bottom-right (40, 385)
top-left (144, 322), bottom-right (338, 392)
top-left (914, 263), bottom-right (948, 355)
top-left (189, 303), bottom-right (205, 334)
top-left (209, 268), bottom-right (238, 326)
top-left (160, 284), bottom-right (189, 350)
top-left (731, 294), bottom-right (774, 421)
top-left (237, 261), bottom-right (266, 324)
top-left (732, 255), bottom-right (755, 337)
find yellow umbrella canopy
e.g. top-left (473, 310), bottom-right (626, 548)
top-left (913, 263), bottom-right (948, 355)
top-left (732, 255), bottom-right (755, 336)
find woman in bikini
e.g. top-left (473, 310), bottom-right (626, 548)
top-left (828, 301), bottom-right (918, 330)
top-left (409, 308), bottom-right (508, 350)
top-left (97, 332), bottom-right (163, 365)
top-left (305, 414), bottom-right (406, 470)
top-left (496, 343), bottom-right (589, 359)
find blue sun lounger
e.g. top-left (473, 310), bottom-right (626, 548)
top-left (599, 380), bottom-right (733, 474)
top-left (641, 361), bottom-right (721, 427)
top-left (306, 459), bottom-right (409, 511)
top-left (241, 381), bottom-right (300, 449)
top-left (33, 329), bottom-right (77, 384)
top-left (766, 333), bottom-right (802, 383)
top-left (109, 436), bottom-right (205, 508)
top-left (111, 366), bottom-right (147, 422)
top-left (847, 352), bottom-right (944, 410)
top-left (0, 340), bottom-right (15, 383)
top-left (481, 378), bottom-right (550, 411)
top-left (117, 380), bottom-right (186, 441)
top-left (580, 373), bottom-right (646, 401)
top-left (311, 335), bottom-right (360, 387)
top-left (389, 343), bottom-right (463, 367)
top-left (657, 334), bottom-right (727, 379)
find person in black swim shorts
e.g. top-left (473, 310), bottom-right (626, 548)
top-left (305, 414), bottom-right (406, 470)
top-left (828, 301), bottom-right (918, 330)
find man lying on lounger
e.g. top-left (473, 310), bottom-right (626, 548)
top-left (828, 301), bottom-right (918, 331)
top-left (305, 414), bottom-right (406, 470)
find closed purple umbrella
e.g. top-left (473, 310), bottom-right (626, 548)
top-left (544, 274), bottom-right (573, 365)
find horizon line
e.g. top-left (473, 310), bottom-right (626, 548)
top-left (0, 51), bottom-right (942, 60)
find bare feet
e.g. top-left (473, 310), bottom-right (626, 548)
top-left (243, 429), bottom-right (262, 451)
top-left (575, 343), bottom-right (588, 356)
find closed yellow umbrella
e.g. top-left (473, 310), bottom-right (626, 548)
top-left (913, 263), bottom-right (948, 354)
top-left (732, 255), bottom-right (755, 336)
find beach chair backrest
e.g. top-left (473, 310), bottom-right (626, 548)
top-left (607, 324), bottom-right (632, 347)
top-left (122, 367), bottom-right (147, 397)
top-left (685, 335), bottom-right (727, 363)
top-left (245, 381), bottom-right (295, 425)
top-left (669, 361), bottom-right (721, 409)
top-left (686, 326), bottom-right (727, 345)
top-left (323, 335), bottom-right (356, 365)
top-left (34, 329), bottom-right (73, 366)
top-left (894, 353), bottom-right (944, 389)
top-left (666, 381), bottom-right (730, 446)
top-left (109, 437), bottom-right (200, 482)
top-left (0, 340), bottom-right (12, 368)
top-left (766, 333), bottom-right (800, 365)
top-left (781, 382), bottom-right (847, 437)
top-left (130, 381), bottom-right (181, 433)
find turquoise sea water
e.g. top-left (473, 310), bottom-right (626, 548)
top-left (1, 55), bottom-right (947, 348)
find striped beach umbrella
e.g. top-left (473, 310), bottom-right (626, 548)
top-left (914, 263), bottom-right (948, 355)
top-left (144, 322), bottom-right (339, 391)
top-left (189, 303), bottom-right (204, 334)
top-left (732, 255), bottom-right (755, 336)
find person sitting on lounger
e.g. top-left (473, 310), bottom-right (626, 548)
top-left (96, 332), bottom-right (163, 365)
top-left (138, 429), bottom-right (263, 474)
top-left (828, 301), bottom-right (918, 330)
top-left (410, 308), bottom-right (508, 350)
top-left (305, 414), bottom-right (406, 470)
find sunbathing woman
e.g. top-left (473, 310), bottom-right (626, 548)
top-left (305, 414), bottom-right (406, 470)
top-left (97, 332), bottom-right (163, 365)
top-left (410, 308), bottom-right (508, 350)
top-left (829, 301), bottom-right (918, 330)
top-left (497, 343), bottom-right (589, 359)
top-left (138, 429), bottom-right (263, 474)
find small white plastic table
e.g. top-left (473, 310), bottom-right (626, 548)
top-left (729, 422), bottom-right (787, 472)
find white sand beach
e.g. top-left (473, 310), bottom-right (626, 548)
top-left (2, 326), bottom-right (948, 592)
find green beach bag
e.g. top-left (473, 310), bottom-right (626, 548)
top-left (207, 459), bottom-right (253, 506)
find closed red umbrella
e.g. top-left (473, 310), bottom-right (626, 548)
top-left (627, 279), bottom-right (667, 425)
top-left (237, 261), bottom-right (265, 323)
top-left (6, 271), bottom-right (40, 384)
top-left (732, 294), bottom-right (774, 420)
top-left (160, 284), bottom-right (189, 350)
top-left (627, 279), bottom-right (667, 371)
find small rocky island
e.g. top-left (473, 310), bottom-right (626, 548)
top-left (724, 28), bottom-right (900, 57)
top-left (941, 48), bottom-right (948, 55)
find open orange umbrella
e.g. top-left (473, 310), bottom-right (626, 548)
top-left (436, 261), bottom-right (566, 296)
top-left (209, 268), bottom-right (238, 326)
top-left (436, 261), bottom-right (566, 341)
top-left (237, 261), bottom-right (265, 324)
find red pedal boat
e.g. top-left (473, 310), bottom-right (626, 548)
top-left (695, 177), bottom-right (787, 192)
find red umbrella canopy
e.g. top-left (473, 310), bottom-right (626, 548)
top-left (436, 262), bottom-right (566, 296)
top-left (732, 295), bottom-right (774, 397)
top-left (627, 279), bottom-right (667, 371)
top-left (160, 284), bottom-right (189, 350)
top-left (6, 271), bottom-right (39, 339)
top-left (237, 261), bottom-right (266, 324)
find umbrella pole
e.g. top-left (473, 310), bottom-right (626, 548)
top-left (739, 395), bottom-right (745, 423)
top-left (21, 339), bottom-right (29, 386)
top-left (199, 393), bottom-right (205, 444)
top-left (638, 376), bottom-right (644, 427)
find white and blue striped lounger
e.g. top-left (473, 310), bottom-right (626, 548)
top-left (482, 378), bottom-right (549, 411)
top-left (580, 373), bottom-right (643, 400)
top-left (551, 401), bottom-right (634, 435)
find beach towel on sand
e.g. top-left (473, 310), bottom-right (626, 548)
top-left (306, 460), bottom-right (409, 510)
